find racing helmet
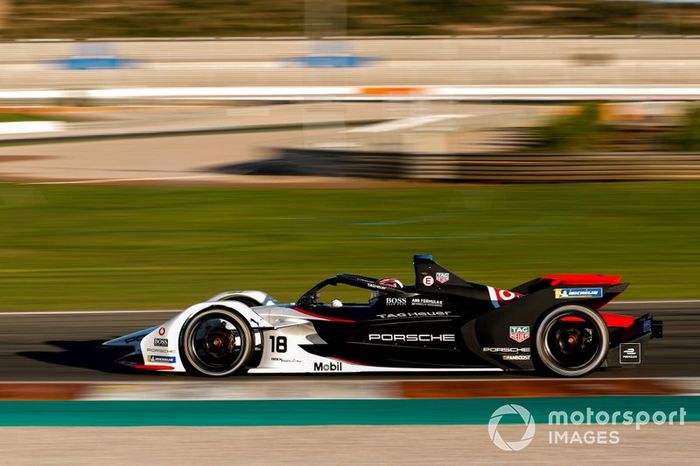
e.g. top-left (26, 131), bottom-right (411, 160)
top-left (370, 278), bottom-right (405, 303)
top-left (376, 278), bottom-right (404, 289)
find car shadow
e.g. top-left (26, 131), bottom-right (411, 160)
top-left (17, 339), bottom-right (151, 376)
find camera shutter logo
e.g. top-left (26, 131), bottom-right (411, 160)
top-left (488, 404), bottom-right (536, 451)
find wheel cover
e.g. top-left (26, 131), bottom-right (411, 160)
top-left (537, 306), bottom-right (609, 376)
top-left (185, 311), bottom-right (250, 375)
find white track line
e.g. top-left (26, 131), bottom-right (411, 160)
top-left (27, 176), bottom-right (211, 185)
top-left (10, 86), bottom-right (700, 101)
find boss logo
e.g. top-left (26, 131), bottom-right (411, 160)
top-left (154, 338), bottom-right (168, 347)
top-left (385, 297), bottom-right (407, 306)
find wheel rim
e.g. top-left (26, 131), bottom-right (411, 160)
top-left (544, 315), bottom-right (600, 369)
top-left (186, 312), bottom-right (249, 375)
top-left (537, 306), bottom-right (608, 376)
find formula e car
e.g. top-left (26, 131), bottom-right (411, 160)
top-left (104, 255), bottom-right (663, 377)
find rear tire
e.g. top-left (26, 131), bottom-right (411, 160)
top-left (181, 308), bottom-right (253, 377)
top-left (534, 305), bottom-right (609, 377)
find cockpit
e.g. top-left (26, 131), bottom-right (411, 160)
top-left (297, 274), bottom-right (410, 309)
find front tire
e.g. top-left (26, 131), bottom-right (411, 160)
top-left (181, 308), bottom-right (253, 377)
top-left (534, 305), bottom-right (609, 377)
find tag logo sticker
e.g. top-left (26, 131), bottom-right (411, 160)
top-left (436, 272), bottom-right (450, 284)
top-left (509, 326), bottom-right (530, 343)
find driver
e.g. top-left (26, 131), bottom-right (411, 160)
top-left (377, 278), bottom-right (404, 289)
top-left (369, 277), bottom-right (404, 305)
top-left (330, 277), bottom-right (405, 308)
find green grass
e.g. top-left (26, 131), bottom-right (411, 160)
top-left (0, 113), bottom-right (66, 123)
top-left (0, 182), bottom-right (698, 310)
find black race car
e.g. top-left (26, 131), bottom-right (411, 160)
top-left (105, 254), bottom-right (662, 377)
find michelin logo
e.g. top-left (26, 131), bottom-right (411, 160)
top-left (148, 355), bottom-right (176, 363)
top-left (554, 288), bottom-right (603, 299)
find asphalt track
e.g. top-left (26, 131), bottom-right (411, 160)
top-left (0, 301), bottom-right (698, 382)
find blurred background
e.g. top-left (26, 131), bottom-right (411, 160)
top-left (0, 3), bottom-right (699, 465)
top-left (0, 1), bottom-right (699, 310)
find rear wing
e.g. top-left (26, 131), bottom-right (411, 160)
top-left (511, 274), bottom-right (628, 309)
top-left (512, 274), bottom-right (623, 294)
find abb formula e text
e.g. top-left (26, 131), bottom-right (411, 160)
top-left (104, 255), bottom-right (662, 377)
